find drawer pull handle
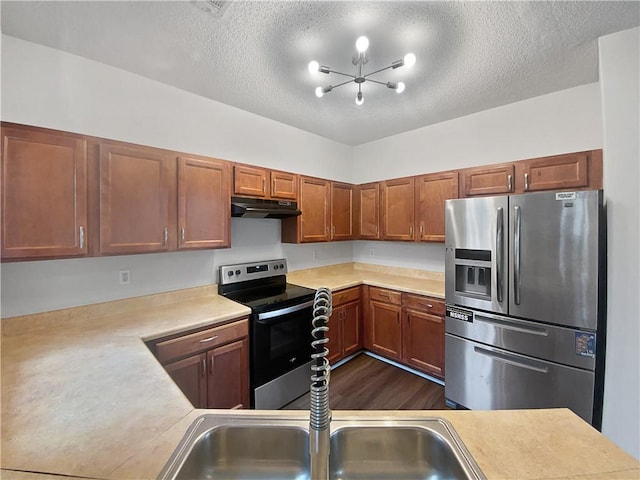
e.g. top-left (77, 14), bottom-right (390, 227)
top-left (199, 336), bottom-right (219, 343)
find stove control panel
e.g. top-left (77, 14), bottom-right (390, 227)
top-left (219, 259), bottom-right (288, 285)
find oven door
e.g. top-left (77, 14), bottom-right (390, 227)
top-left (251, 300), bottom-right (313, 388)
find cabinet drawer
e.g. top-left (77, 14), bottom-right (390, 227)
top-left (333, 287), bottom-right (360, 306)
top-left (155, 319), bottom-right (248, 363)
top-left (403, 294), bottom-right (445, 315)
top-left (368, 287), bottom-right (402, 305)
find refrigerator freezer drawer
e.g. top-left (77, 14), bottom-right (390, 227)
top-left (445, 309), bottom-right (596, 370)
top-left (445, 334), bottom-right (595, 423)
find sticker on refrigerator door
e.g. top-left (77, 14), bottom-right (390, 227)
top-left (556, 192), bottom-right (577, 200)
top-left (445, 305), bottom-right (474, 322)
top-left (575, 332), bottom-right (596, 357)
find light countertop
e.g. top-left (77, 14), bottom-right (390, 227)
top-left (1, 263), bottom-right (637, 479)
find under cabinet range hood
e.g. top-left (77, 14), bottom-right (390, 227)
top-left (231, 196), bottom-right (302, 219)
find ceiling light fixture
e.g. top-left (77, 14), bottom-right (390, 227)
top-left (309, 36), bottom-right (415, 106)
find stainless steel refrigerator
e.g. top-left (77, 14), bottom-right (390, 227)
top-left (444, 190), bottom-right (606, 428)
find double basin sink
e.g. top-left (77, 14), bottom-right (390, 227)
top-left (157, 414), bottom-right (486, 479)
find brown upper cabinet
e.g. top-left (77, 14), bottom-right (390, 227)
top-left (282, 176), bottom-right (331, 243)
top-left (357, 183), bottom-right (380, 240)
top-left (98, 142), bottom-right (176, 254)
top-left (415, 172), bottom-right (459, 242)
top-left (233, 165), bottom-right (268, 197)
top-left (460, 164), bottom-right (515, 197)
top-left (515, 150), bottom-right (602, 192)
top-left (460, 150), bottom-right (602, 198)
top-left (233, 164), bottom-right (298, 200)
top-left (270, 170), bottom-right (298, 200)
top-left (283, 176), bottom-right (354, 243)
top-left (331, 182), bottom-right (355, 240)
top-left (178, 156), bottom-right (231, 250)
top-left (1, 124), bottom-right (88, 260)
top-left (381, 177), bottom-right (415, 241)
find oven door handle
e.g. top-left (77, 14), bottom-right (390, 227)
top-left (256, 300), bottom-right (314, 323)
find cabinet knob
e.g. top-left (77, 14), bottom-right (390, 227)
top-left (508, 174), bottom-right (513, 192)
top-left (180, 227), bottom-right (185, 243)
top-left (79, 226), bottom-right (85, 249)
top-left (163, 227), bottom-right (168, 245)
top-left (524, 173), bottom-right (530, 192)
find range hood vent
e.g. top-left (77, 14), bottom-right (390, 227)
top-left (231, 196), bottom-right (302, 219)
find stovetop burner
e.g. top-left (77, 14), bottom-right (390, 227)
top-left (218, 259), bottom-right (315, 313)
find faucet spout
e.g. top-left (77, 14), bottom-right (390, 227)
top-left (310, 287), bottom-right (332, 480)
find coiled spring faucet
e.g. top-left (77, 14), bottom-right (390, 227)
top-left (310, 287), bottom-right (332, 480)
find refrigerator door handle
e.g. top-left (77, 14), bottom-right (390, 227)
top-left (496, 207), bottom-right (504, 303)
top-left (514, 205), bottom-right (521, 305)
top-left (474, 345), bottom-right (549, 374)
top-left (474, 314), bottom-right (549, 336)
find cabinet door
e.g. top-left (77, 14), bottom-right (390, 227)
top-left (416, 172), bottom-right (458, 242)
top-left (299, 176), bottom-right (331, 242)
top-left (357, 183), bottom-right (380, 240)
top-left (341, 300), bottom-right (362, 357)
top-left (178, 156), bottom-right (230, 250)
top-left (207, 338), bottom-right (249, 409)
top-left (369, 301), bottom-right (403, 361)
top-left (403, 309), bottom-right (445, 379)
top-left (331, 182), bottom-right (354, 240)
top-left (233, 165), bottom-right (267, 197)
top-left (460, 164), bottom-right (515, 197)
top-left (381, 177), bottom-right (415, 241)
top-left (2, 126), bottom-right (88, 259)
top-left (518, 152), bottom-right (589, 192)
top-left (99, 142), bottom-right (174, 254)
top-left (326, 308), bottom-right (343, 365)
top-left (271, 171), bottom-right (298, 200)
top-left (164, 353), bottom-right (207, 408)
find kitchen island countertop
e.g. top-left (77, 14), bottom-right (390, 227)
top-left (1, 263), bottom-right (638, 480)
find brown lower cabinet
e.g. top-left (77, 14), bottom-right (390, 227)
top-left (364, 286), bottom-right (445, 379)
top-left (402, 293), bottom-right (445, 379)
top-left (326, 287), bottom-right (362, 365)
top-left (151, 318), bottom-right (249, 409)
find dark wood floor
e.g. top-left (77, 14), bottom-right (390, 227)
top-left (282, 353), bottom-right (447, 410)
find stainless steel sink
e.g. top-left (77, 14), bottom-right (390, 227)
top-left (157, 415), bottom-right (486, 480)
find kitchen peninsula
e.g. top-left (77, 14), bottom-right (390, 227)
top-left (1, 263), bottom-right (638, 480)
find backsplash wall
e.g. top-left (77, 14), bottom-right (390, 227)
top-left (0, 218), bottom-right (353, 318)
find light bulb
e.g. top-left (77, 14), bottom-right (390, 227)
top-left (403, 53), bottom-right (416, 68)
top-left (396, 82), bottom-right (406, 94)
top-left (315, 86), bottom-right (324, 98)
top-left (355, 36), bottom-right (369, 53)
top-left (308, 61), bottom-right (320, 74)
top-left (355, 91), bottom-right (364, 106)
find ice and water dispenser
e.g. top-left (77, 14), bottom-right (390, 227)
top-left (454, 249), bottom-right (492, 298)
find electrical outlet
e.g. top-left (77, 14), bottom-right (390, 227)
top-left (119, 269), bottom-right (131, 286)
top-left (369, 248), bottom-right (375, 257)
top-left (313, 251), bottom-right (319, 260)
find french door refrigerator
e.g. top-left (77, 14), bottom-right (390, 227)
top-left (444, 190), bottom-right (606, 428)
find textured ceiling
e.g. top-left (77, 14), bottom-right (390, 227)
top-left (1, 1), bottom-right (639, 145)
